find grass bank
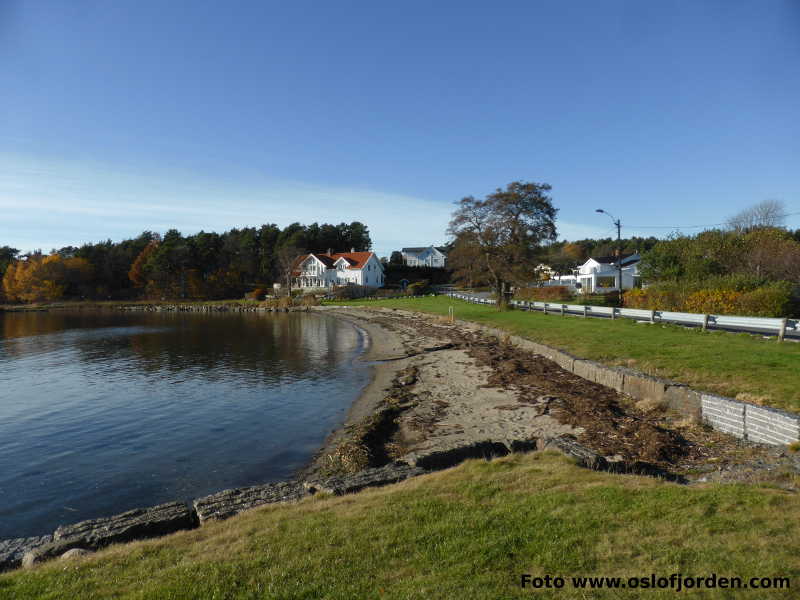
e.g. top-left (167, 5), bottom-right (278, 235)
top-left (3, 453), bottom-right (799, 599)
top-left (326, 296), bottom-right (800, 412)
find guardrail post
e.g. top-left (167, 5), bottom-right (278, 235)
top-left (611, 307), bottom-right (616, 320)
top-left (583, 305), bottom-right (588, 318)
top-left (650, 310), bottom-right (656, 323)
top-left (702, 314), bottom-right (709, 331)
top-left (779, 318), bottom-right (787, 342)
top-left (561, 304), bottom-right (565, 316)
top-left (543, 303), bottom-right (548, 315)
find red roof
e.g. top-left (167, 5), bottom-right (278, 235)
top-left (292, 251), bottom-right (376, 275)
top-left (328, 251), bottom-right (374, 270)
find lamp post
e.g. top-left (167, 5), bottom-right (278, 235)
top-left (595, 209), bottom-right (623, 297)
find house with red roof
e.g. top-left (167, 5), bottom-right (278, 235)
top-left (292, 249), bottom-right (385, 289)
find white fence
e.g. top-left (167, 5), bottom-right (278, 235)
top-left (445, 292), bottom-right (799, 340)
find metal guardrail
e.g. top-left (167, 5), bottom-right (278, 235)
top-left (445, 292), bottom-right (799, 340)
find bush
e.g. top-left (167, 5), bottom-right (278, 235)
top-left (514, 286), bottom-right (572, 302)
top-left (383, 265), bottom-right (451, 285)
top-left (245, 287), bottom-right (267, 301)
top-left (406, 280), bottom-right (431, 296)
top-left (573, 292), bottom-right (621, 307)
top-left (683, 290), bottom-right (742, 315)
top-left (376, 287), bottom-right (408, 298)
top-left (329, 285), bottom-right (376, 300)
top-left (735, 282), bottom-right (794, 317)
top-left (623, 281), bottom-right (795, 317)
top-left (623, 284), bottom-right (688, 311)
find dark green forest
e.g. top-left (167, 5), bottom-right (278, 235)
top-left (1, 222), bottom-right (371, 302)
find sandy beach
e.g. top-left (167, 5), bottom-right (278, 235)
top-left (303, 305), bottom-right (799, 487)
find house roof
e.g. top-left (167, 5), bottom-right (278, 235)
top-left (401, 246), bottom-right (447, 255)
top-left (328, 251), bottom-right (375, 269)
top-left (590, 253), bottom-right (639, 265)
top-left (293, 251), bottom-right (377, 275)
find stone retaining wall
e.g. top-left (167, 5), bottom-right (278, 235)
top-left (0, 462), bottom-right (428, 572)
top-left (459, 320), bottom-right (800, 447)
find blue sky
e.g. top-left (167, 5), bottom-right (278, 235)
top-left (2, 0), bottom-right (798, 257)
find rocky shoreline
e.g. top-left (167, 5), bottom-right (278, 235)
top-left (4, 305), bottom-right (800, 573)
top-left (0, 302), bottom-right (311, 313)
top-left (117, 303), bottom-right (310, 312)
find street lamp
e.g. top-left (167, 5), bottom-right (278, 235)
top-left (595, 209), bottom-right (623, 296)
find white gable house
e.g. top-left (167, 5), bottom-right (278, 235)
top-left (575, 253), bottom-right (641, 294)
top-left (293, 251), bottom-right (385, 289)
top-left (401, 246), bottom-right (447, 268)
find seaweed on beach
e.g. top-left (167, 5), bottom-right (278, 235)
top-left (323, 367), bottom-right (420, 475)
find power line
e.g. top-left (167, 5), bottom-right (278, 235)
top-left (626, 211), bottom-right (800, 230)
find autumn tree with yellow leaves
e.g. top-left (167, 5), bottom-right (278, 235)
top-left (2, 254), bottom-right (93, 303)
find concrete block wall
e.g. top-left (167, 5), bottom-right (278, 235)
top-left (621, 370), bottom-right (668, 405)
top-left (701, 394), bottom-right (746, 438)
top-left (460, 320), bottom-right (798, 446)
top-left (664, 386), bottom-right (702, 421)
top-left (745, 404), bottom-right (800, 445)
top-left (573, 360), bottom-right (625, 393)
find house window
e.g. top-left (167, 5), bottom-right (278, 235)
top-left (597, 276), bottom-right (616, 288)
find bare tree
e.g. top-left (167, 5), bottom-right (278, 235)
top-left (447, 181), bottom-right (558, 306)
top-left (726, 199), bottom-right (787, 232)
top-left (275, 245), bottom-right (304, 295)
top-left (741, 229), bottom-right (800, 281)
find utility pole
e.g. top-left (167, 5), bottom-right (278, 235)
top-left (595, 209), bottom-right (623, 300)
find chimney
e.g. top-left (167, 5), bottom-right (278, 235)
top-left (350, 247), bottom-right (355, 253)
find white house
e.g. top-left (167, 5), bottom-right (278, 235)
top-left (574, 253), bottom-right (641, 294)
top-left (292, 250), bottom-right (385, 289)
top-left (401, 246), bottom-right (447, 268)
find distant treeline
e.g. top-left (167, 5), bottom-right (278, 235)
top-left (0, 221), bottom-right (371, 303)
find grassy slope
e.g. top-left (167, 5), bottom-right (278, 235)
top-left (2, 453), bottom-right (798, 599)
top-left (328, 296), bottom-right (800, 412)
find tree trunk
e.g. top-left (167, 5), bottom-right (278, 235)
top-left (495, 278), bottom-right (506, 309)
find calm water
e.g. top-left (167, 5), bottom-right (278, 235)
top-left (0, 310), bottom-right (370, 538)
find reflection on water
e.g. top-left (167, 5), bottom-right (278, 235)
top-left (0, 310), bottom-right (369, 538)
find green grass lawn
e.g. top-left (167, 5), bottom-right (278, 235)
top-left (327, 296), bottom-right (800, 412)
top-left (3, 452), bottom-right (798, 599)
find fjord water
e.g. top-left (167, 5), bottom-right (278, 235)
top-left (0, 310), bottom-right (370, 538)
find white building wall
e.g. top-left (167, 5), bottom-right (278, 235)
top-left (296, 253), bottom-right (385, 289)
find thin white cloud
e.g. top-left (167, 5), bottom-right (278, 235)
top-left (0, 153), bottom-right (453, 254)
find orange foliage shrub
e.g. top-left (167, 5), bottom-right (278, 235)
top-left (624, 283), bottom-right (794, 317)
top-left (683, 290), bottom-right (741, 315)
top-left (515, 286), bottom-right (573, 301)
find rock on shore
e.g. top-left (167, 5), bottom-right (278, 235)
top-left (21, 502), bottom-right (194, 568)
top-left (193, 481), bottom-right (309, 523)
top-left (0, 536), bottom-right (53, 572)
top-left (304, 463), bottom-right (425, 495)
